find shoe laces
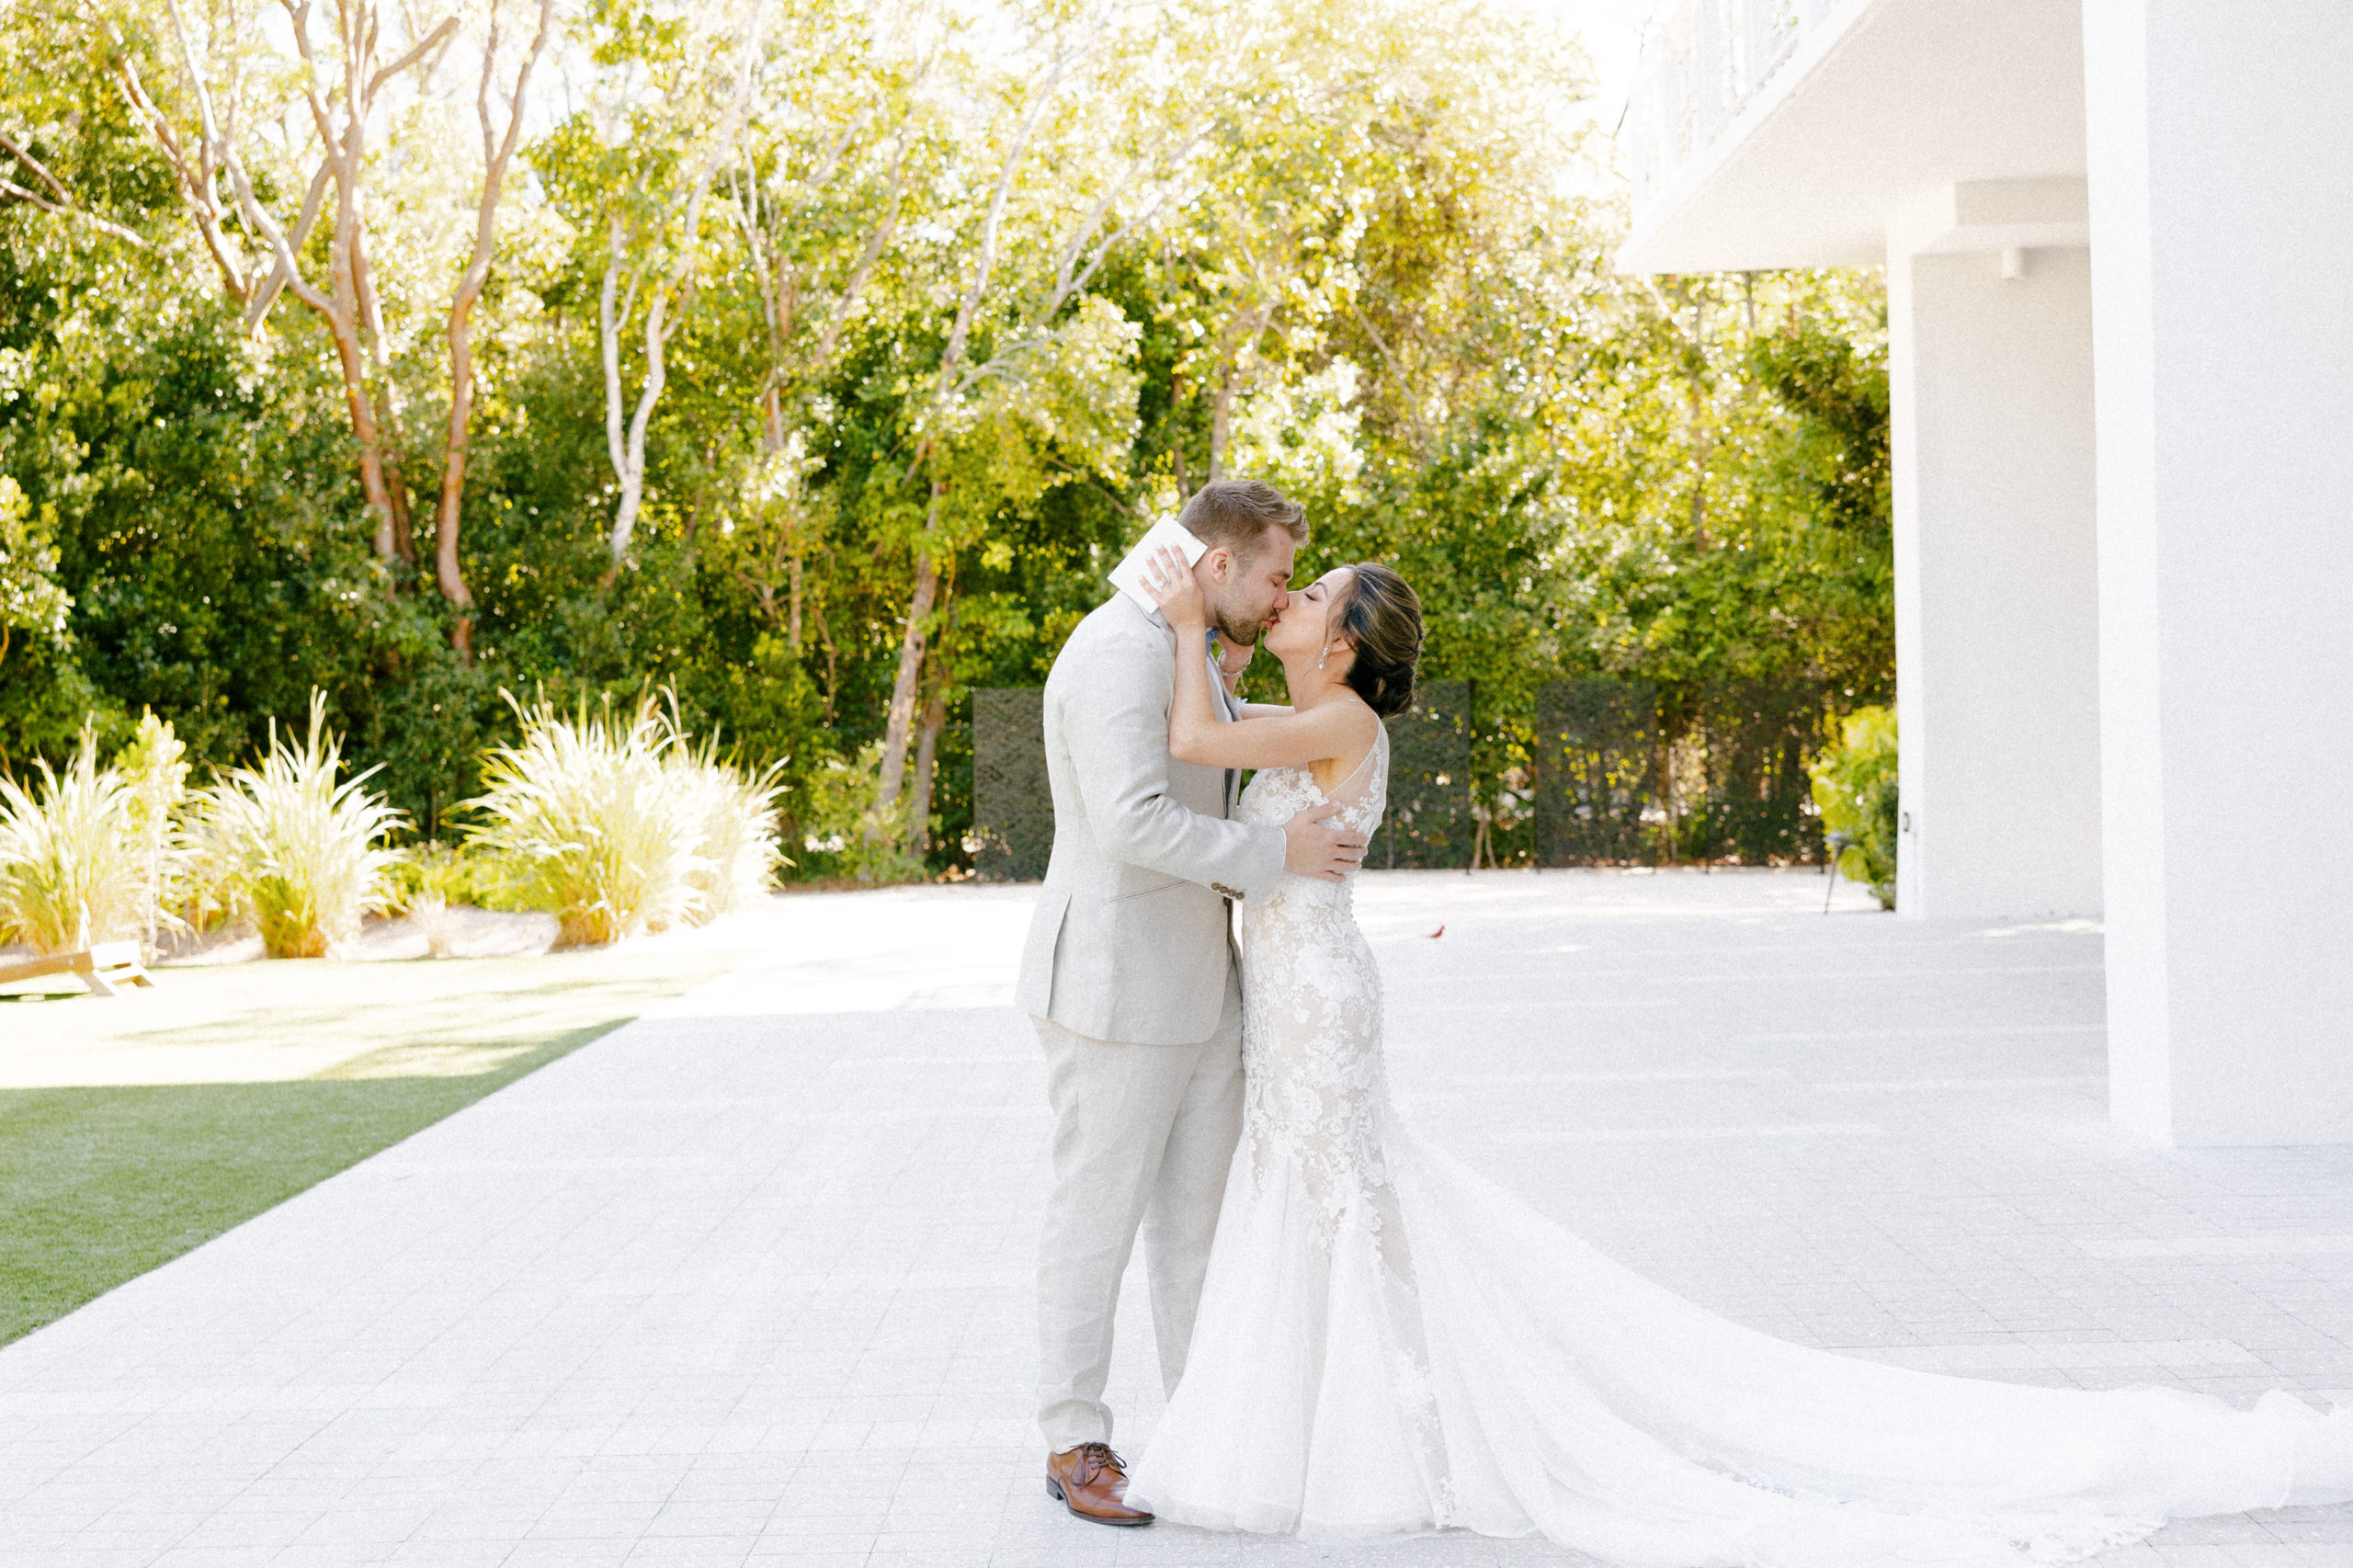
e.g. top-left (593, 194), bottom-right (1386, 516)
top-left (1071, 1441), bottom-right (1124, 1485)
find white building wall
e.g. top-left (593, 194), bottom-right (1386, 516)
top-left (2084, 0), bottom-right (2353, 1144)
top-left (1888, 237), bottom-right (2103, 921)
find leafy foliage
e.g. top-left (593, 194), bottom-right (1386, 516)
top-left (664, 730), bottom-right (789, 920)
top-left (463, 689), bottom-right (783, 944)
top-left (191, 693), bottom-right (408, 958)
top-left (0, 0), bottom-right (1894, 873)
top-left (113, 709), bottom-right (190, 949)
top-left (787, 739), bottom-right (925, 885)
top-left (0, 728), bottom-right (142, 950)
top-left (465, 693), bottom-right (708, 947)
top-left (0, 474), bottom-right (69, 672)
top-left (1809, 705), bottom-right (1899, 908)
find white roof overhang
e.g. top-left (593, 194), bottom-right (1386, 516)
top-left (1617, 0), bottom-right (2090, 275)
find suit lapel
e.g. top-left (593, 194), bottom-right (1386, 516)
top-left (1141, 597), bottom-right (1245, 819)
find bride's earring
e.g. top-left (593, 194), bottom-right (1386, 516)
top-left (1318, 643), bottom-right (1329, 670)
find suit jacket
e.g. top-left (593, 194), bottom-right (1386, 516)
top-left (1015, 593), bottom-right (1287, 1044)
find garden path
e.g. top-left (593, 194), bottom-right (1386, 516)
top-left (4, 871), bottom-right (2352, 1568)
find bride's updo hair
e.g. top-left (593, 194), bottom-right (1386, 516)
top-left (1332, 562), bottom-right (1422, 719)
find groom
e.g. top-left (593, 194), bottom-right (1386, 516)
top-left (1017, 478), bottom-right (1368, 1526)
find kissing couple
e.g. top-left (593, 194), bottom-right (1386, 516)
top-left (1016, 478), bottom-right (2353, 1565)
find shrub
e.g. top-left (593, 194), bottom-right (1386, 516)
top-left (0, 473), bottom-right (72, 678)
top-left (788, 740), bottom-right (926, 885)
top-left (115, 710), bottom-right (192, 952)
top-left (382, 841), bottom-right (530, 959)
top-left (665, 733), bottom-right (788, 922)
top-left (465, 693), bottom-right (708, 948)
top-left (383, 840), bottom-right (522, 914)
top-left (462, 692), bottom-right (793, 944)
top-left (194, 693), bottom-right (407, 958)
top-left (1809, 706), bottom-right (1898, 909)
top-left (0, 730), bottom-right (143, 952)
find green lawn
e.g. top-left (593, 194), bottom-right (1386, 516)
top-left (0, 947), bottom-right (746, 1346)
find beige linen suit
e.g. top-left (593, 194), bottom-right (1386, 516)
top-left (1018, 593), bottom-right (1286, 1450)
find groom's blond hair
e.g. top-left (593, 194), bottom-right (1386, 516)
top-left (1177, 479), bottom-right (1308, 560)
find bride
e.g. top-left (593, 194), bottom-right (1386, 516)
top-left (1131, 546), bottom-right (2353, 1566)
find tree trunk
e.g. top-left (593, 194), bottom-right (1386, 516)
top-left (436, 0), bottom-right (553, 660)
top-left (1688, 297), bottom-right (1710, 550)
top-left (604, 244), bottom-right (676, 566)
top-left (867, 60), bottom-right (1067, 841)
top-left (324, 313), bottom-right (403, 565)
top-left (1688, 377), bottom-right (1710, 550)
top-left (873, 551), bottom-right (938, 820)
top-left (1204, 303), bottom-right (1271, 485)
top-left (908, 683), bottom-right (947, 857)
top-left (347, 187), bottom-right (415, 567)
top-left (873, 482), bottom-right (945, 830)
top-left (1170, 367), bottom-right (1192, 498)
top-left (437, 308), bottom-right (480, 656)
top-left (1208, 368), bottom-right (1233, 482)
top-left (157, 0), bottom-right (449, 576)
top-left (601, 41), bottom-right (755, 569)
top-left (381, 391), bottom-right (416, 567)
top-left (322, 180), bottom-right (412, 572)
top-left (599, 228), bottom-right (634, 574)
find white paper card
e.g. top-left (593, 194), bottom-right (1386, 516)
top-left (1107, 517), bottom-right (1209, 615)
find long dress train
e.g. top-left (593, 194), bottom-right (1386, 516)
top-left (1126, 727), bottom-right (2353, 1566)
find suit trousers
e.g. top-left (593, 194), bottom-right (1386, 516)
top-left (1033, 967), bottom-right (1245, 1451)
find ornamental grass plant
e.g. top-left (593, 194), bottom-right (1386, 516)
top-left (467, 694), bottom-right (705, 948)
top-left (0, 731), bottom-right (143, 953)
top-left (665, 733), bottom-right (788, 924)
top-left (465, 693), bottom-right (788, 947)
top-left (193, 693), bottom-right (407, 958)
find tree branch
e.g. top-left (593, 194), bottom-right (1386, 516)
top-left (0, 128), bottom-right (72, 206)
top-left (365, 14), bottom-right (459, 101)
top-left (810, 141), bottom-right (904, 370)
top-left (165, 0), bottom-right (338, 317)
top-left (600, 215), bottom-right (631, 483)
top-left (606, 20), bottom-right (763, 561)
top-left (0, 175), bottom-right (151, 248)
top-left (96, 29), bottom-right (251, 298)
top-left (243, 160), bottom-right (335, 331)
top-left (933, 17), bottom-right (1100, 400)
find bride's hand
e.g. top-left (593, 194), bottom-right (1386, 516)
top-left (1142, 545), bottom-right (1209, 633)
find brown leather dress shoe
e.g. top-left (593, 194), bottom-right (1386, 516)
top-left (1046, 1442), bottom-right (1153, 1526)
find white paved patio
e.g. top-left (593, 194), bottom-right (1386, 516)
top-left (5, 870), bottom-right (2351, 1568)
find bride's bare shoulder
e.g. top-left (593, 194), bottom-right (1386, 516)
top-left (1310, 699), bottom-right (1384, 790)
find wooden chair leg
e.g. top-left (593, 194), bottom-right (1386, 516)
top-left (86, 960), bottom-right (153, 993)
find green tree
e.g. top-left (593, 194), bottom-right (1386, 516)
top-left (0, 473), bottom-right (67, 673)
top-left (0, 0), bottom-right (1895, 881)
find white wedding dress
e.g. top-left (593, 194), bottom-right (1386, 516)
top-left (1127, 727), bottom-right (2353, 1566)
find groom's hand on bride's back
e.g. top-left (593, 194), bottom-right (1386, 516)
top-left (1283, 801), bottom-right (1369, 882)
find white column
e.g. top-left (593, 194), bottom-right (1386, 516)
top-left (2085, 0), bottom-right (2353, 1145)
top-left (1887, 187), bottom-right (2104, 923)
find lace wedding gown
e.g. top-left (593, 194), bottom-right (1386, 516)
top-left (1126, 727), bottom-right (2353, 1566)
